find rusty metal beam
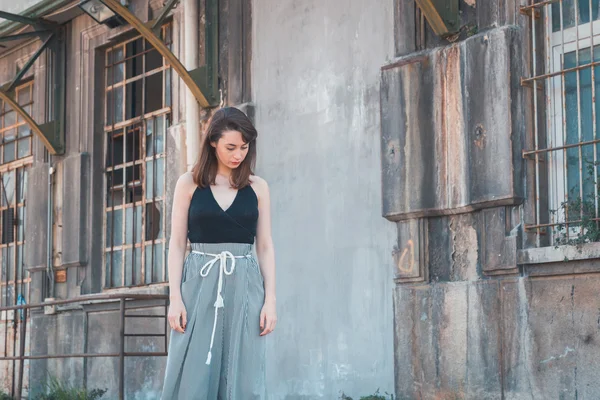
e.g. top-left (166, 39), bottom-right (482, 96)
top-left (102, 0), bottom-right (213, 108)
top-left (0, 90), bottom-right (62, 154)
top-left (0, 13), bottom-right (66, 156)
top-left (413, 0), bottom-right (460, 38)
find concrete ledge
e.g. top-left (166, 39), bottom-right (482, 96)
top-left (518, 242), bottom-right (600, 265)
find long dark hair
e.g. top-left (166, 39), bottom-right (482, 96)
top-left (192, 107), bottom-right (257, 189)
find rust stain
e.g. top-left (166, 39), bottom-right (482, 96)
top-left (382, 55), bottom-right (429, 71)
top-left (394, 239), bottom-right (415, 274)
top-left (54, 269), bottom-right (67, 283)
top-left (444, 44), bottom-right (466, 207)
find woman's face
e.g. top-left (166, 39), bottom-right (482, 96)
top-left (211, 130), bottom-right (249, 170)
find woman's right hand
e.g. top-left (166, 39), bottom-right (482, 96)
top-left (168, 297), bottom-right (187, 333)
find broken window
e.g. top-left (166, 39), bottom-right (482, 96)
top-left (0, 166), bottom-right (29, 319)
top-left (0, 80), bottom-right (32, 318)
top-left (104, 24), bottom-right (172, 288)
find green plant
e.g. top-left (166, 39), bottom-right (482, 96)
top-left (34, 376), bottom-right (107, 400)
top-left (340, 389), bottom-right (395, 400)
top-left (551, 160), bottom-right (600, 247)
top-left (0, 391), bottom-right (13, 400)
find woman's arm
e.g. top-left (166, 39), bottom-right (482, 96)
top-left (254, 176), bottom-right (277, 335)
top-left (167, 172), bottom-right (193, 333)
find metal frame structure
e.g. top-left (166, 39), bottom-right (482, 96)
top-left (0, 11), bottom-right (65, 155)
top-left (0, 0), bottom-right (219, 155)
top-left (100, 0), bottom-right (219, 108)
top-left (0, 293), bottom-right (169, 400)
top-left (413, 0), bottom-right (460, 38)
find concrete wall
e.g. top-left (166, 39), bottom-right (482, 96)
top-left (252, 1), bottom-right (396, 398)
top-left (388, 0), bottom-right (600, 399)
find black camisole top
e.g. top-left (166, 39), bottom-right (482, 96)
top-left (188, 185), bottom-right (258, 244)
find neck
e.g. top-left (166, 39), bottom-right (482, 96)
top-left (217, 164), bottom-right (232, 180)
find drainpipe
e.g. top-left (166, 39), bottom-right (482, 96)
top-left (46, 165), bottom-right (55, 299)
top-left (184, 0), bottom-right (200, 171)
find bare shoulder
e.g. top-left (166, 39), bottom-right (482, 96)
top-left (250, 175), bottom-right (270, 200)
top-left (177, 172), bottom-right (197, 198)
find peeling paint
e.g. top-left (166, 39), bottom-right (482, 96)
top-left (539, 346), bottom-right (576, 364)
top-left (449, 216), bottom-right (479, 281)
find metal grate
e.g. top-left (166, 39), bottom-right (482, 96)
top-left (523, 0), bottom-right (600, 246)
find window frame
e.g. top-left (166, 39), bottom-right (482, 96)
top-left (545, 5), bottom-right (600, 245)
top-left (102, 25), bottom-right (172, 289)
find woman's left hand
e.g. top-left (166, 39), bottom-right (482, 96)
top-left (259, 300), bottom-right (277, 336)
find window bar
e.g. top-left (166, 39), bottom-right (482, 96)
top-left (138, 45), bottom-right (146, 286)
top-left (109, 52), bottom-right (117, 288)
top-left (151, 116), bottom-right (157, 283)
top-left (574, 0), bottom-right (585, 236)
top-left (590, 0), bottom-right (600, 229)
top-left (545, 2), bottom-right (556, 236)
top-left (141, 122), bottom-right (148, 285)
top-left (131, 126), bottom-right (137, 286)
top-left (120, 130), bottom-right (126, 288)
top-left (559, 0), bottom-right (570, 241)
top-left (532, 0), bottom-right (542, 247)
top-left (161, 100), bottom-right (166, 280)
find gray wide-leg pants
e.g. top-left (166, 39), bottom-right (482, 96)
top-left (161, 243), bottom-right (266, 400)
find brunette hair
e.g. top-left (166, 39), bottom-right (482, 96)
top-left (192, 107), bottom-right (257, 189)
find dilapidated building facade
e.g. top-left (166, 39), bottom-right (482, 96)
top-left (388, 0), bottom-right (600, 398)
top-left (1, 0), bottom-right (599, 399)
top-left (0, 0), bottom-right (394, 399)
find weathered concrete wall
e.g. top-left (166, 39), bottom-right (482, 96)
top-left (388, 0), bottom-right (600, 399)
top-left (0, 0), bottom-right (399, 398)
top-left (395, 272), bottom-right (600, 399)
top-left (29, 301), bottom-right (167, 399)
top-left (381, 26), bottom-right (525, 221)
top-left (252, 0), bottom-right (396, 398)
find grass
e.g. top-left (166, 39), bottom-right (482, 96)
top-left (36, 376), bottom-right (107, 400)
top-left (0, 376), bottom-right (107, 400)
top-left (340, 389), bottom-right (394, 400)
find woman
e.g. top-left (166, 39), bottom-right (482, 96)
top-left (161, 107), bottom-right (276, 399)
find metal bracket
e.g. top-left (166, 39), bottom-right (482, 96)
top-left (0, 21), bottom-right (65, 155)
top-left (414, 0), bottom-right (460, 38)
top-left (102, 0), bottom-right (219, 107)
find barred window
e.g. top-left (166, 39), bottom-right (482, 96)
top-left (104, 24), bottom-right (171, 288)
top-left (524, 1), bottom-right (600, 247)
top-left (0, 81), bottom-right (32, 317)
